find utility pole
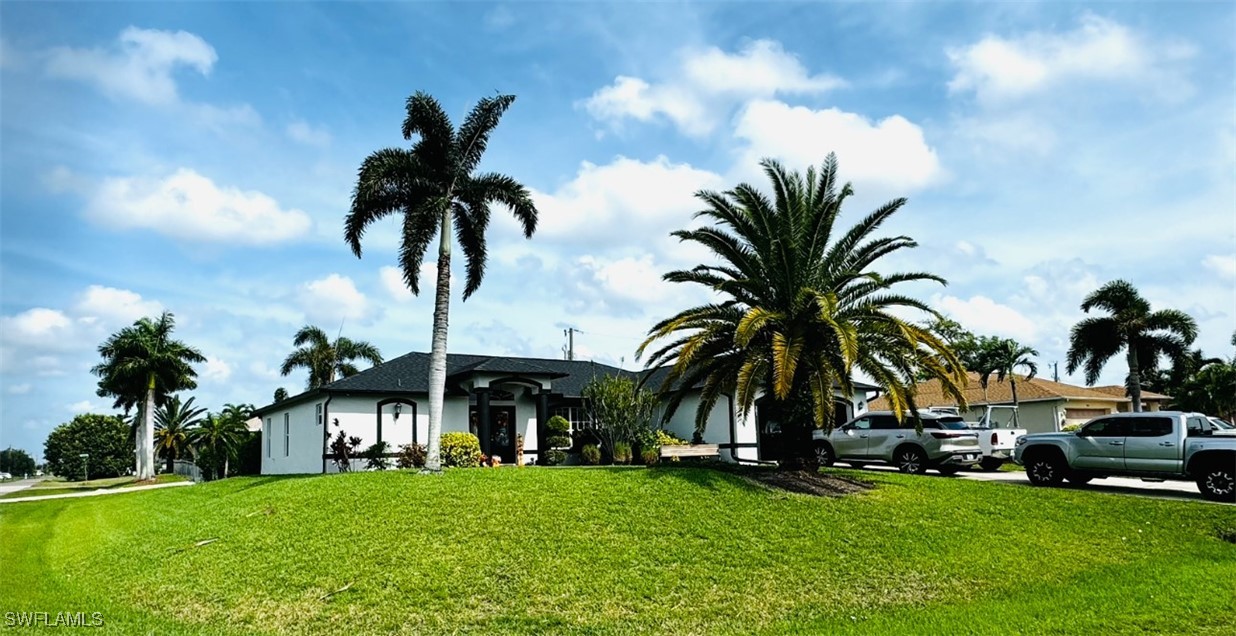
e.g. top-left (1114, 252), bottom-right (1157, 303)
top-left (1050, 361), bottom-right (1059, 383)
top-left (562, 328), bottom-right (576, 361)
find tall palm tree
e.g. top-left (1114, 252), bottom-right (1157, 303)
top-left (190, 413), bottom-right (248, 480)
top-left (637, 155), bottom-right (967, 469)
top-left (279, 325), bottom-right (383, 389)
top-left (345, 92), bottom-right (538, 471)
top-left (1066, 279), bottom-right (1198, 412)
top-left (978, 338), bottom-right (1039, 408)
top-left (154, 395), bottom-right (207, 473)
top-left (92, 311), bottom-right (206, 480)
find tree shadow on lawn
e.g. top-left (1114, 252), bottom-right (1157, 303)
top-left (641, 463), bottom-right (874, 498)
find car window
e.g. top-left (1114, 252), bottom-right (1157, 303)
top-left (1187, 416), bottom-right (1211, 437)
top-left (1079, 418), bottom-right (1130, 437)
top-left (938, 417), bottom-right (969, 430)
top-left (872, 415), bottom-right (901, 430)
top-left (847, 418), bottom-right (871, 431)
top-left (1127, 416), bottom-right (1173, 438)
top-left (1207, 418), bottom-right (1231, 430)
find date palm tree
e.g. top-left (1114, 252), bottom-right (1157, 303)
top-left (92, 311), bottom-right (205, 480)
top-left (1066, 279), bottom-right (1197, 412)
top-left (190, 412), bottom-right (248, 480)
top-left (154, 395), bottom-right (207, 473)
top-left (638, 155), bottom-right (966, 469)
top-left (345, 92), bottom-right (538, 471)
top-left (280, 325), bottom-right (383, 389)
top-left (978, 339), bottom-right (1039, 408)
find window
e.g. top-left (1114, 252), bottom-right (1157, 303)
top-left (1186, 416), bottom-right (1211, 437)
top-left (265, 418), bottom-right (271, 457)
top-left (552, 406), bottom-right (591, 432)
top-left (1127, 417), bottom-right (1173, 438)
top-left (316, 403), bottom-right (323, 426)
top-left (1079, 418), bottom-right (1129, 437)
top-left (846, 418), bottom-right (872, 431)
top-left (283, 413), bottom-right (290, 456)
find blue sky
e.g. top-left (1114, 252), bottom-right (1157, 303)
top-left (2, 2), bottom-right (1233, 459)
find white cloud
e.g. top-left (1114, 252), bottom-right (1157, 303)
top-left (75, 285), bottom-right (163, 326)
top-left (7, 383), bottom-right (32, 395)
top-left (375, 265), bottom-right (415, 302)
top-left (528, 155), bottom-right (724, 249)
top-left (1202, 254), bottom-right (1236, 279)
top-left (0, 308), bottom-right (73, 345)
top-left (201, 356), bottom-right (232, 382)
top-left (86, 168), bottom-right (312, 244)
top-left (732, 100), bottom-right (943, 193)
top-left (286, 119), bottom-right (331, 147)
top-left (947, 14), bottom-right (1194, 104)
top-left (44, 26), bottom-right (217, 105)
top-left (299, 274), bottom-right (372, 326)
top-left (577, 254), bottom-right (677, 306)
top-left (934, 294), bottom-right (1038, 343)
top-left (583, 39), bottom-right (844, 137)
top-left (66, 400), bottom-right (99, 414)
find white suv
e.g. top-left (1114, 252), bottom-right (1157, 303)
top-left (814, 410), bottom-right (982, 475)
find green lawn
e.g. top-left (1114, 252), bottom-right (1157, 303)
top-left (1, 467), bottom-right (1233, 634)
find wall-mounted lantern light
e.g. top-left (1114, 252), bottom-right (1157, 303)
top-left (393, 403), bottom-right (402, 420)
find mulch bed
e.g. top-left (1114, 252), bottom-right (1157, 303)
top-left (688, 462), bottom-right (874, 497)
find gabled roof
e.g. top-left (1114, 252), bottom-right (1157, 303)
top-left (867, 372), bottom-right (1150, 410)
top-left (254, 352), bottom-right (634, 416)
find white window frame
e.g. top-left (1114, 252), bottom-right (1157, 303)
top-left (265, 418), bottom-right (272, 457)
top-left (316, 403), bottom-right (323, 426)
top-left (283, 413), bottom-right (290, 456)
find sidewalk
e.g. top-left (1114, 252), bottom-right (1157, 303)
top-left (0, 480), bottom-right (192, 504)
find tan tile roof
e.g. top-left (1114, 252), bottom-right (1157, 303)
top-left (1089, 385), bottom-right (1170, 400)
top-left (867, 372), bottom-right (1134, 410)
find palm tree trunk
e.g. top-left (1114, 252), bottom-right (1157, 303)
top-left (141, 380), bottom-right (156, 480)
top-left (1126, 347), bottom-right (1143, 413)
top-left (223, 455), bottom-right (229, 479)
top-left (1010, 378), bottom-right (1019, 408)
top-left (425, 210), bottom-right (453, 472)
top-left (167, 452), bottom-right (175, 475)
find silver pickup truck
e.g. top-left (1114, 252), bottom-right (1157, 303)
top-left (1013, 411), bottom-right (1236, 502)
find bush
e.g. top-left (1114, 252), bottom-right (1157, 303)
top-left (397, 443), bottom-right (427, 469)
top-left (542, 449), bottom-right (567, 466)
top-left (441, 432), bottom-right (483, 468)
top-left (330, 431), bottom-right (363, 472)
top-left (363, 441), bottom-right (391, 471)
top-left (1062, 424), bottom-right (1081, 432)
top-left (641, 447), bottom-right (660, 465)
top-left (581, 444), bottom-right (601, 465)
top-left (546, 415), bottom-right (572, 449)
top-left (612, 441), bottom-right (632, 464)
top-left (656, 430), bottom-right (690, 446)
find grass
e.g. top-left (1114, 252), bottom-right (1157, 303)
top-left (1, 467), bottom-right (1233, 635)
top-left (1, 474), bottom-right (188, 500)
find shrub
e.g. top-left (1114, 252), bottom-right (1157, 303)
top-left (612, 441), bottom-right (632, 464)
top-left (330, 431), bottom-right (363, 472)
top-left (546, 415), bottom-right (572, 449)
top-left (641, 447), bottom-right (660, 465)
top-left (581, 444), bottom-right (601, 465)
top-left (542, 449), bottom-right (567, 466)
top-left (656, 430), bottom-right (690, 446)
top-left (398, 443), bottom-right (427, 469)
top-left (1062, 424), bottom-right (1081, 432)
top-left (363, 441), bottom-right (391, 471)
top-left (581, 375), bottom-right (658, 457)
top-left (441, 432), bottom-right (483, 468)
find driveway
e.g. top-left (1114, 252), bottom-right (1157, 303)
top-left (852, 464), bottom-right (1226, 505)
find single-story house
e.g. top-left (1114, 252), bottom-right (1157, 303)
top-left (867, 372), bottom-right (1171, 434)
top-left (252, 351), bottom-right (877, 474)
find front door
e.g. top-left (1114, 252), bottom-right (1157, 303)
top-left (488, 406), bottom-right (516, 462)
top-left (1073, 417), bottom-right (1129, 470)
top-left (757, 401), bottom-right (786, 461)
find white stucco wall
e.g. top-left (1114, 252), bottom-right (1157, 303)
top-left (259, 399), bottom-right (323, 475)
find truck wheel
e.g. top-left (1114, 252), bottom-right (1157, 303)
top-left (895, 447), bottom-right (927, 475)
top-left (1196, 463), bottom-right (1236, 503)
top-left (979, 457), bottom-right (1004, 472)
top-left (813, 442), bottom-right (835, 467)
top-left (1025, 454), bottom-right (1065, 487)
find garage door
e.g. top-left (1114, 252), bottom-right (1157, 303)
top-left (1065, 408), bottom-right (1109, 420)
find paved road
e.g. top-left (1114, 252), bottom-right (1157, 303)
top-left (854, 464), bottom-right (1227, 505)
top-left (0, 478), bottom-right (41, 497)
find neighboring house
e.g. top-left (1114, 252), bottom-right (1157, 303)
top-left (252, 351), bottom-right (875, 474)
top-left (1088, 385), bottom-right (1171, 412)
top-left (867, 372), bottom-right (1170, 434)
